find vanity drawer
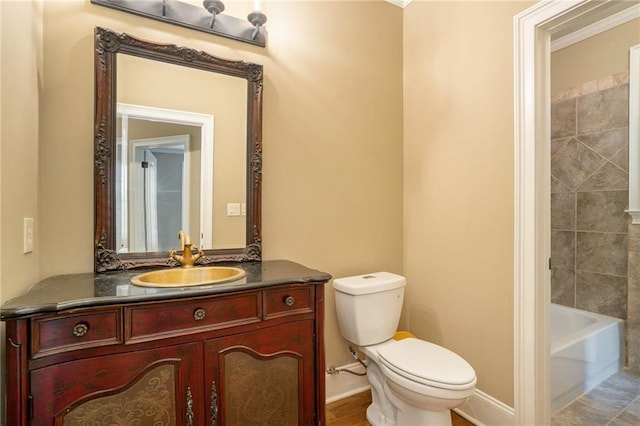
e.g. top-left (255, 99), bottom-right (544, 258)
top-left (263, 286), bottom-right (314, 319)
top-left (31, 308), bottom-right (122, 358)
top-left (125, 292), bottom-right (261, 342)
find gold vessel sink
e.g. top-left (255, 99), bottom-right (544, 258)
top-left (130, 266), bottom-right (246, 288)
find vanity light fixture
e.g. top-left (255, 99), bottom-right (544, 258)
top-left (247, 0), bottom-right (267, 40)
top-left (247, 9), bottom-right (267, 40)
top-left (203, 0), bottom-right (225, 28)
top-left (90, 0), bottom-right (267, 47)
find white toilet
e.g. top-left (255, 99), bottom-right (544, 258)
top-left (333, 272), bottom-right (476, 426)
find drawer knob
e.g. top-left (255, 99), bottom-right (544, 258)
top-left (193, 308), bottom-right (206, 321)
top-left (284, 296), bottom-right (295, 307)
top-left (72, 322), bottom-right (89, 337)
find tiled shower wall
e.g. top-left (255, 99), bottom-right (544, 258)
top-left (550, 75), bottom-right (629, 320)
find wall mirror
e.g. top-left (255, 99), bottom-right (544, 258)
top-left (94, 27), bottom-right (262, 272)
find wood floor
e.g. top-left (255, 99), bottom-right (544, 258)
top-left (326, 390), bottom-right (475, 426)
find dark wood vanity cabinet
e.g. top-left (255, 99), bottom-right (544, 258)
top-left (3, 278), bottom-right (327, 426)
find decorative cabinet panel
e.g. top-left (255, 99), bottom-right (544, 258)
top-left (2, 275), bottom-right (327, 426)
top-left (205, 320), bottom-right (315, 425)
top-left (30, 343), bottom-right (203, 425)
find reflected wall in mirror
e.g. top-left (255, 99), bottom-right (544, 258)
top-left (95, 27), bottom-right (263, 272)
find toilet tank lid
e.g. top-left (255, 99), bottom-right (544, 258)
top-left (333, 272), bottom-right (406, 295)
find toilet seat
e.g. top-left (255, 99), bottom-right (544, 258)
top-left (377, 338), bottom-right (476, 391)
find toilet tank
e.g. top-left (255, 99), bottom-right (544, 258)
top-left (333, 272), bottom-right (406, 346)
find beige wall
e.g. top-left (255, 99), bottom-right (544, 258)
top-left (0, 0), bottom-right (3, 306)
top-left (261, 1), bottom-right (404, 368)
top-left (1, 0), bottom-right (42, 303)
top-left (403, 1), bottom-right (533, 406)
top-left (0, 1), bottom-right (3, 418)
top-left (552, 17), bottom-right (640, 93)
top-left (1, 0), bottom-right (43, 421)
top-left (36, 0), bottom-right (403, 371)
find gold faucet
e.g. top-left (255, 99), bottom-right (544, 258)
top-left (169, 231), bottom-right (205, 268)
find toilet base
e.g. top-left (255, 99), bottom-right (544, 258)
top-left (365, 359), bottom-right (397, 425)
top-left (397, 408), bottom-right (452, 426)
top-left (364, 374), bottom-right (456, 426)
top-left (387, 391), bottom-right (453, 426)
top-left (366, 403), bottom-right (395, 426)
top-left (366, 402), bottom-right (452, 426)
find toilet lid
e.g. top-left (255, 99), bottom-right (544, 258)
top-left (377, 338), bottom-right (476, 389)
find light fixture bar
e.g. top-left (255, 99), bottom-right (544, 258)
top-left (91, 0), bottom-right (267, 47)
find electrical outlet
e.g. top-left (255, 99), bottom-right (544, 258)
top-left (23, 218), bottom-right (34, 254)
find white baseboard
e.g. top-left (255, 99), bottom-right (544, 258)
top-left (325, 362), bottom-right (370, 404)
top-left (454, 389), bottom-right (515, 426)
top-left (326, 362), bottom-right (515, 425)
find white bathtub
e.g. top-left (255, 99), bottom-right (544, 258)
top-left (551, 303), bottom-right (625, 412)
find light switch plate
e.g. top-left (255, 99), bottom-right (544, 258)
top-left (227, 203), bottom-right (241, 216)
top-left (23, 217), bottom-right (34, 254)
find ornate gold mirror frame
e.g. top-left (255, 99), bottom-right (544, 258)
top-left (94, 27), bottom-right (262, 272)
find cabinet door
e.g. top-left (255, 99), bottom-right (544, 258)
top-left (30, 343), bottom-right (203, 425)
top-left (204, 321), bottom-right (315, 426)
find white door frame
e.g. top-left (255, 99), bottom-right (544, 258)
top-left (514, 1), bottom-right (640, 424)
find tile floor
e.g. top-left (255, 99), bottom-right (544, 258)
top-left (551, 368), bottom-right (640, 425)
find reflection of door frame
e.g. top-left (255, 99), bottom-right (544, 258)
top-left (118, 103), bottom-right (214, 248)
top-left (130, 147), bottom-right (158, 253)
top-left (629, 44), bottom-right (640, 223)
top-left (514, 1), bottom-right (640, 424)
top-left (129, 135), bottom-right (190, 253)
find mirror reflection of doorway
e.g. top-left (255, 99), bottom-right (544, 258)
top-left (115, 103), bottom-right (214, 254)
top-left (128, 135), bottom-right (190, 253)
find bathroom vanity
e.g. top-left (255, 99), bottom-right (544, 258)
top-left (1, 26), bottom-right (330, 425)
top-left (1, 260), bottom-right (330, 425)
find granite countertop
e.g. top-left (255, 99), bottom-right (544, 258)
top-left (1, 260), bottom-right (331, 320)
